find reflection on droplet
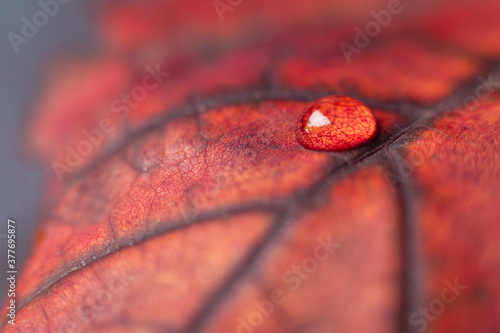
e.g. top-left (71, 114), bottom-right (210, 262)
top-left (305, 110), bottom-right (332, 132)
top-left (296, 95), bottom-right (377, 151)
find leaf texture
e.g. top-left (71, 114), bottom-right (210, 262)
top-left (5, 0), bottom-right (500, 332)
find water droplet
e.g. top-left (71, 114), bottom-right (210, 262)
top-left (296, 96), bottom-right (377, 151)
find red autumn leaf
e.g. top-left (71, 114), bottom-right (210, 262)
top-left (4, 0), bottom-right (500, 332)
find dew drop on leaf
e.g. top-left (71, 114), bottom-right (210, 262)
top-left (295, 95), bottom-right (377, 151)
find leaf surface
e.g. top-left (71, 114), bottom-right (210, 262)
top-left (6, 0), bottom-right (500, 332)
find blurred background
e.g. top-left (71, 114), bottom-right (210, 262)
top-left (0, 1), bottom-right (94, 303)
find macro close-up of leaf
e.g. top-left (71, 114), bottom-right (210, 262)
top-left (1, 0), bottom-right (499, 332)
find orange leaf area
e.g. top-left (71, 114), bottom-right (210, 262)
top-left (7, 0), bottom-right (500, 332)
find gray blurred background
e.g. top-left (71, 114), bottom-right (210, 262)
top-left (0, 1), bottom-right (96, 304)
